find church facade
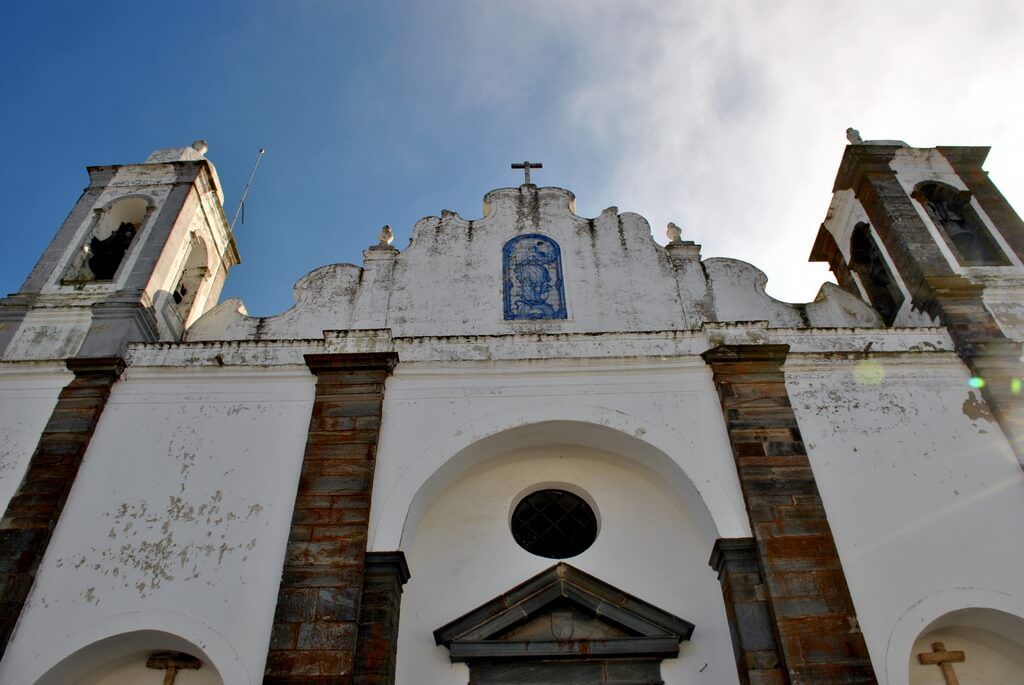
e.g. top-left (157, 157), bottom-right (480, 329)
top-left (0, 139), bottom-right (1022, 684)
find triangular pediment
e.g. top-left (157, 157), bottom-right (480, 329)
top-left (434, 563), bottom-right (694, 662)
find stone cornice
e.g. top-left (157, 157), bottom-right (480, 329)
top-left (122, 325), bottom-right (955, 368)
top-left (833, 143), bottom-right (903, 193)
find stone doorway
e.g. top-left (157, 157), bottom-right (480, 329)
top-left (434, 563), bottom-right (694, 685)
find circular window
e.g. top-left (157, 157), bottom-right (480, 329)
top-left (510, 489), bottom-right (598, 559)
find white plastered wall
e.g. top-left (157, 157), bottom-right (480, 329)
top-left (785, 353), bottom-right (1024, 685)
top-left (187, 187), bottom-right (699, 341)
top-left (367, 356), bottom-right (751, 683)
top-left (147, 187), bottom-right (224, 340)
top-left (367, 357), bottom-right (752, 554)
top-left (1, 309), bottom-right (94, 361)
top-left (0, 366), bottom-right (316, 685)
top-left (0, 363), bottom-right (71, 513)
top-left (397, 446), bottom-right (740, 685)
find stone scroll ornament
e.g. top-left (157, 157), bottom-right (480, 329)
top-left (503, 234), bottom-right (567, 320)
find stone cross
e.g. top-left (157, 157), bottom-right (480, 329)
top-left (512, 161), bottom-right (543, 185)
top-left (146, 652), bottom-right (202, 685)
top-left (917, 642), bottom-right (965, 685)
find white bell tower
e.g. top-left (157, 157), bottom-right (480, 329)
top-left (0, 141), bottom-right (240, 360)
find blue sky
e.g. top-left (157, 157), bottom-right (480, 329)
top-left (2, 2), bottom-right (1022, 316)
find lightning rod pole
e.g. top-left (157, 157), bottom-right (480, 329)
top-left (230, 147), bottom-right (265, 231)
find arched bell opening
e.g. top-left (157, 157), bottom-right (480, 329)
top-left (913, 181), bottom-right (1010, 267)
top-left (63, 195), bottom-right (152, 283)
top-left (172, 234), bottom-right (211, 327)
top-left (848, 221), bottom-right (904, 325)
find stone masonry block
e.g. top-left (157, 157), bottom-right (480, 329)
top-left (266, 352), bottom-right (396, 682)
top-left (704, 345), bottom-right (877, 684)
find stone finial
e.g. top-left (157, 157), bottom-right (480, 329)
top-left (846, 128), bottom-right (863, 145)
top-left (666, 222), bottom-right (683, 244)
top-left (379, 225), bottom-right (394, 246)
top-left (191, 139), bottom-right (209, 155)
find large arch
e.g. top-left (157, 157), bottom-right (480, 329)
top-left (3, 610), bottom-right (249, 685)
top-left (884, 588), bottom-right (1024, 685)
top-left (368, 402), bottom-right (750, 552)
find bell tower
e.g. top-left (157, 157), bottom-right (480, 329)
top-left (811, 135), bottom-right (1024, 463)
top-left (0, 141), bottom-right (240, 360)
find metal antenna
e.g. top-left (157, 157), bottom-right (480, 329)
top-left (230, 148), bottom-right (266, 231)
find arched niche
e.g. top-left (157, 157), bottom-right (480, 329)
top-left (173, 234), bottom-right (211, 326)
top-left (3, 610), bottom-right (251, 685)
top-left (64, 195), bottom-right (152, 283)
top-left (909, 608), bottom-right (1024, 684)
top-left (884, 589), bottom-right (1024, 685)
top-left (36, 630), bottom-right (223, 685)
top-left (913, 181), bottom-right (1010, 266)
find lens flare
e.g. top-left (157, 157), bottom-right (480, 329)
top-left (854, 359), bottom-right (885, 385)
top-left (968, 376), bottom-right (985, 389)
top-left (1012, 378), bottom-right (1022, 395)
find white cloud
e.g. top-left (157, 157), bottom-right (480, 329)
top-left (452, 1), bottom-right (1024, 301)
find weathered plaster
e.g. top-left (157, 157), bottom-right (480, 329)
top-left (0, 367), bottom-right (315, 684)
top-left (786, 354), bottom-right (1024, 685)
top-left (4, 142), bottom-right (1024, 682)
top-left (189, 185), bottom-right (897, 344)
top-left (983, 286), bottom-right (1024, 342)
top-left (0, 362), bottom-right (72, 513)
top-left (1, 308), bottom-right (93, 361)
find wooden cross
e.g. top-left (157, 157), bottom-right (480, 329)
top-left (918, 642), bottom-right (965, 685)
top-left (511, 160), bottom-right (543, 185)
top-left (146, 652), bottom-right (202, 685)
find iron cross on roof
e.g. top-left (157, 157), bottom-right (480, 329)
top-left (511, 161), bottom-right (543, 185)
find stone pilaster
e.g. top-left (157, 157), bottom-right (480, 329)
top-left (264, 352), bottom-right (397, 685)
top-left (353, 552), bottom-right (410, 685)
top-left (0, 355), bottom-right (124, 656)
top-left (710, 538), bottom-right (787, 685)
top-left (702, 345), bottom-right (876, 685)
